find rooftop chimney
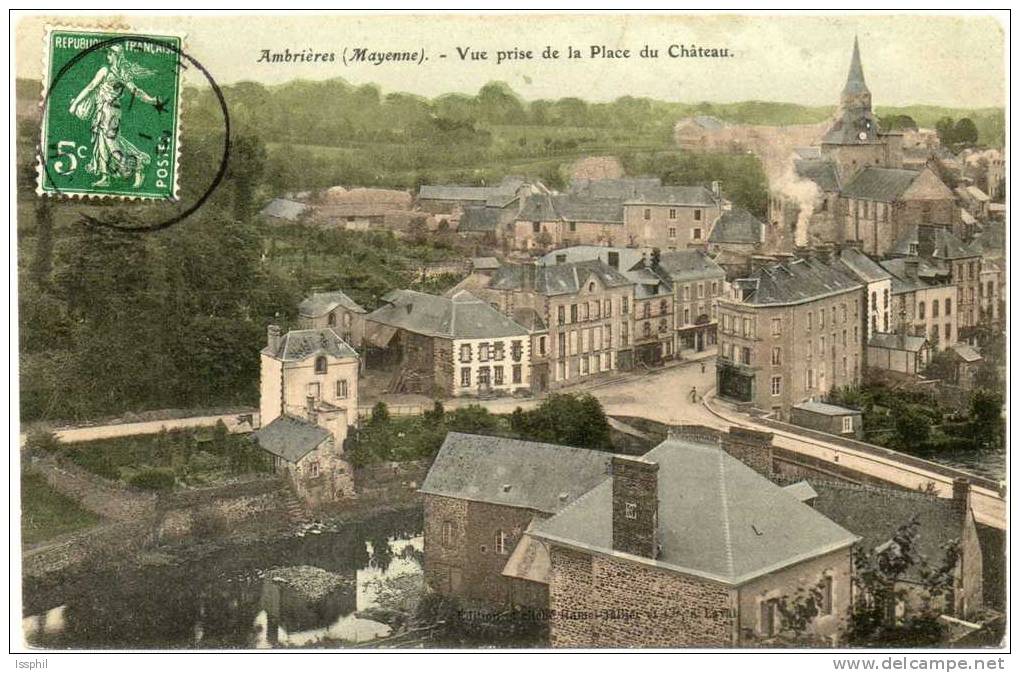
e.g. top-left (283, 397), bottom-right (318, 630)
top-left (721, 427), bottom-right (774, 478)
top-left (711, 180), bottom-right (721, 199)
top-left (611, 455), bottom-right (659, 558)
top-left (306, 395), bottom-right (317, 424)
top-left (267, 324), bottom-right (282, 353)
top-left (607, 250), bottom-right (620, 270)
top-left (904, 257), bottom-right (919, 279)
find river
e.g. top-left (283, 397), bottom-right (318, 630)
top-left (23, 509), bottom-right (426, 649)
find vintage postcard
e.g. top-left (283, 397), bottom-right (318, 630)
top-left (11, 10), bottom-right (1009, 661)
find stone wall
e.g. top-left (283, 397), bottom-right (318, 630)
top-left (356, 459), bottom-right (430, 500)
top-left (548, 546), bottom-right (734, 647)
top-left (23, 519), bottom-right (155, 578)
top-left (155, 477), bottom-right (290, 541)
top-left (25, 451), bottom-right (156, 521)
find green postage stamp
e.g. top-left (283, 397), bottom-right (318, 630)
top-left (38, 28), bottom-right (183, 200)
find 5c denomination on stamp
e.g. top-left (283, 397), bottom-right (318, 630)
top-left (38, 28), bottom-right (183, 200)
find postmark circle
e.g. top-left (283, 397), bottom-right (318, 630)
top-left (38, 33), bottom-right (230, 233)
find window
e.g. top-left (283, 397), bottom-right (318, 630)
top-left (692, 228), bottom-right (703, 241)
top-left (697, 283), bottom-right (705, 299)
top-left (668, 227), bottom-right (677, 239)
top-left (821, 576), bottom-right (834, 614)
top-left (625, 502), bottom-right (637, 519)
top-left (659, 319), bottom-right (668, 333)
top-left (659, 299), bottom-right (669, 315)
top-left (512, 364), bottom-right (522, 384)
top-left (643, 208), bottom-right (651, 220)
top-left (669, 208), bottom-right (677, 219)
top-left (622, 297), bottom-right (630, 315)
top-left (314, 356), bottom-right (328, 374)
top-left (581, 303), bottom-right (590, 321)
top-left (771, 347), bottom-right (782, 366)
top-left (642, 303), bottom-right (651, 319)
top-left (460, 344), bottom-right (472, 363)
top-left (581, 357), bottom-right (590, 375)
top-left (442, 521), bottom-right (454, 547)
top-left (770, 376), bottom-right (782, 396)
top-left (604, 299), bottom-right (612, 317)
top-left (478, 343), bottom-right (491, 362)
top-left (478, 367), bottom-right (491, 386)
top-left (807, 312), bottom-right (813, 330)
top-left (558, 334), bottom-right (567, 358)
top-left (842, 356), bottom-right (848, 376)
top-left (327, 312), bottom-right (336, 327)
top-left (741, 347), bottom-right (752, 365)
top-left (945, 323), bottom-right (951, 340)
top-left (569, 221), bottom-right (577, 232)
top-left (335, 380), bottom-right (348, 399)
top-left (592, 354), bottom-right (600, 372)
top-left (494, 530), bottom-right (509, 555)
top-left (761, 598), bottom-right (780, 637)
top-left (841, 304), bottom-right (847, 323)
top-left (968, 262), bottom-right (975, 279)
top-left (557, 306), bottom-right (565, 325)
top-left (493, 366), bottom-right (504, 386)
top-left (642, 322), bottom-right (652, 337)
top-left (495, 341), bottom-right (506, 360)
top-left (532, 222), bottom-right (541, 233)
top-left (711, 281), bottom-right (718, 295)
top-left (806, 368), bottom-right (814, 389)
top-left (621, 323), bottom-right (629, 347)
top-left (460, 368), bottom-right (471, 387)
top-left (918, 301), bottom-right (926, 320)
top-left (571, 304), bottom-right (578, 323)
top-left (820, 309), bottom-right (825, 329)
top-left (771, 318), bottom-right (782, 336)
top-left (593, 300), bottom-right (601, 319)
top-left (683, 308), bottom-right (690, 325)
top-left (694, 209), bottom-right (702, 221)
top-left (511, 340), bottom-right (523, 361)
top-left (307, 382), bottom-right (320, 399)
top-left (932, 301), bottom-right (939, 318)
top-left (842, 330), bottom-right (847, 347)
top-left (308, 461), bottom-right (319, 478)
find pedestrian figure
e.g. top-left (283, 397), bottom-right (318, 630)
top-left (700, 362), bottom-right (706, 374)
top-left (690, 385), bottom-right (698, 403)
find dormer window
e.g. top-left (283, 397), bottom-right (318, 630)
top-left (314, 356), bottom-right (328, 374)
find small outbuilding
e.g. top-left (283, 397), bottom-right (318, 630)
top-left (791, 400), bottom-right (864, 439)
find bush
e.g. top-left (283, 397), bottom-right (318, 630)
top-left (25, 429), bottom-right (62, 454)
top-left (128, 468), bottom-right (176, 491)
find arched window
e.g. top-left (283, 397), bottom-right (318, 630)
top-left (314, 356), bottom-right (328, 374)
top-left (327, 313), bottom-right (337, 327)
top-left (659, 299), bottom-right (668, 315)
top-left (643, 322), bottom-right (652, 337)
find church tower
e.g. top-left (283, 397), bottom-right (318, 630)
top-left (820, 37), bottom-right (902, 181)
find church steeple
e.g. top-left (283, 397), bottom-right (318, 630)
top-left (843, 36), bottom-right (869, 97)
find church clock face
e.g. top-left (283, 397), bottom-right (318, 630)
top-left (858, 131), bottom-right (868, 141)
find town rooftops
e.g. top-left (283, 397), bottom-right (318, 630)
top-left (840, 167), bottom-right (921, 203)
top-left (656, 249), bottom-right (726, 283)
top-left (537, 246), bottom-right (671, 298)
top-left (878, 257), bottom-right (948, 294)
top-left (298, 290), bottom-right (366, 318)
top-left (366, 289), bottom-right (529, 340)
top-left (262, 328), bottom-right (360, 362)
top-left (420, 432), bottom-right (612, 514)
top-left (733, 256), bottom-right (862, 307)
top-left (530, 437), bottom-right (858, 586)
top-left (623, 185), bottom-right (718, 207)
top-left (708, 208), bottom-right (765, 245)
top-left (794, 159), bottom-right (841, 193)
top-left (951, 343), bottom-right (983, 363)
top-left (568, 177), bottom-right (662, 200)
top-left (838, 247), bottom-right (892, 283)
top-left (518, 193), bottom-right (625, 224)
top-left (808, 480), bottom-right (966, 583)
top-left (489, 259), bottom-right (633, 297)
top-left (889, 225), bottom-right (979, 260)
top-left (793, 400), bottom-right (861, 417)
top-left (868, 332), bottom-right (928, 353)
top-left (418, 185), bottom-right (493, 202)
top-left (678, 115), bottom-right (726, 131)
top-left (252, 415), bottom-right (330, 463)
top-left (260, 198), bottom-right (310, 221)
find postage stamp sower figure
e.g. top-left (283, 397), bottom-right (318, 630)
top-left (38, 29), bottom-right (182, 199)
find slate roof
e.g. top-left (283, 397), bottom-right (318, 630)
top-left (793, 400), bottom-right (861, 417)
top-left (677, 115), bottom-right (725, 131)
top-left (839, 248), bottom-right (892, 283)
top-left (420, 432), bottom-right (613, 514)
top-left (951, 343), bottom-right (982, 363)
top-left (735, 257), bottom-right (862, 306)
top-left (511, 307), bottom-right (547, 332)
top-left (808, 480), bottom-right (964, 583)
top-left (656, 249), bottom-right (726, 283)
top-left (869, 332), bottom-right (928, 352)
top-left (458, 207), bottom-right (503, 232)
top-left (569, 177), bottom-right (662, 199)
top-left (366, 290), bottom-right (529, 339)
top-left (794, 146), bottom-right (822, 160)
top-left (260, 198), bottom-right (309, 221)
top-left (843, 37), bottom-right (870, 96)
top-left (878, 257), bottom-right (948, 293)
top-left (624, 185), bottom-right (718, 207)
top-left (795, 159), bottom-right (841, 193)
top-left (262, 328), bottom-right (360, 361)
top-left (518, 193), bottom-right (625, 224)
top-left (708, 208), bottom-right (764, 244)
top-left (783, 481), bottom-right (819, 503)
top-left (298, 290), bottom-right (366, 318)
top-left (531, 437), bottom-right (858, 585)
top-left (489, 259), bottom-right (633, 297)
top-left (471, 256), bottom-right (500, 270)
top-left (840, 167), bottom-right (921, 203)
top-left (538, 246), bottom-right (645, 270)
top-left (889, 225), bottom-right (980, 260)
top-left (972, 223), bottom-right (1005, 254)
top-left (418, 185), bottom-right (493, 202)
top-left (252, 415), bottom-right (330, 463)
top-left (501, 519), bottom-right (552, 584)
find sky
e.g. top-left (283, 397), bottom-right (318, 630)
top-left (15, 13), bottom-right (1007, 109)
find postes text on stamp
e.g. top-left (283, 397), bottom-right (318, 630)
top-left (38, 29), bottom-right (183, 200)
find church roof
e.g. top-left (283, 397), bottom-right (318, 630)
top-left (843, 36), bottom-right (870, 96)
top-left (841, 167), bottom-right (921, 203)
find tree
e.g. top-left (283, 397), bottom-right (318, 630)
top-left (923, 349), bottom-right (958, 383)
top-left (512, 393), bottom-right (613, 450)
top-left (935, 117), bottom-right (957, 146)
top-left (370, 401), bottom-right (391, 426)
top-left (892, 404), bottom-right (931, 451)
top-left (30, 200), bottom-right (54, 287)
top-left (227, 132), bottom-right (267, 221)
top-left (446, 405), bottom-right (500, 435)
top-left (953, 118), bottom-right (979, 147)
top-left (968, 390), bottom-right (1004, 450)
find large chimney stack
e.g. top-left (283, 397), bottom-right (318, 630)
top-left (611, 455), bottom-right (659, 558)
top-left (952, 478), bottom-right (972, 520)
top-left (267, 324), bottom-right (282, 353)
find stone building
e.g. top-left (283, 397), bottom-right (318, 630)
top-left (790, 400), bottom-right (864, 440)
top-left (879, 254), bottom-right (960, 351)
top-left (707, 207), bottom-right (766, 258)
top-left (809, 478), bottom-right (984, 621)
top-left (298, 290), bottom-right (367, 347)
top-left (528, 430), bottom-right (859, 647)
top-left (364, 290), bottom-right (531, 398)
top-left (621, 184), bottom-right (724, 250)
top-left (419, 432), bottom-right (613, 608)
top-left (253, 326), bottom-right (360, 504)
top-left (716, 256), bottom-right (864, 418)
top-left (658, 249), bottom-right (727, 357)
top-left (480, 258), bottom-right (636, 387)
top-left (866, 332), bottom-right (931, 376)
top-left (512, 193), bottom-right (626, 251)
top-left (838, 247), bottom-right (892, 343)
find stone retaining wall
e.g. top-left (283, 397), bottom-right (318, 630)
top-left (25, 451), bottom-right (156, 521)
